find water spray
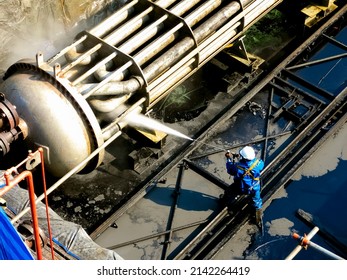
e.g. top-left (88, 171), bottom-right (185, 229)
top-left (123, 110), bottom-right (236, 156)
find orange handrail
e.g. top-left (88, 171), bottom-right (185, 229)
top-left (0, 148), bottom-right (55, 260)
top-left (37, 148), bottom-right (55, 260)
top-left (1, 169), bottom-right (43, 260)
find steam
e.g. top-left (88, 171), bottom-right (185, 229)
top-left (0, 0), bottom-right (114, 71)
top-left (0, 3), bottom-right (69, 71)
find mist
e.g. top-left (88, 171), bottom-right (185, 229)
top-left (0, 0), bottom-right (119, 75)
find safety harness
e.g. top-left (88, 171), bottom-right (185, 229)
top-left (238, 159), bottom-right (260, 180)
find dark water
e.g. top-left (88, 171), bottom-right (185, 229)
top-left (299, 26), bottom-right (347, 95)
top-left (249, 157), bottom-right (347, 260)
top-left (289, 26), bottom-right (347, 101)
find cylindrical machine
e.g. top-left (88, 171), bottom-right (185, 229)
top-left (0, 0), bottom-right (283, 177)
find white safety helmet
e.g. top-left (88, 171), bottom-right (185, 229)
top-left (239, 146), bottom-right (256, 160)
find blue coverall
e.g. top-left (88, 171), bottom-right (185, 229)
top-left (226, 157), bottom-right (264, 210)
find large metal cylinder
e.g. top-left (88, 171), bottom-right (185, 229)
top-left (0, 0), bottom-right (283, 177)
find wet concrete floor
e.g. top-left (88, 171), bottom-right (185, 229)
top-left (94, 165), bottom-right (224, 259)
top-left (214, 122), bottom-right (347, 260)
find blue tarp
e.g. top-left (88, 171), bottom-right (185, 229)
top-left (0, 207), bottom-right (34, 260)
top-left (2, 184), bottom-right (124, 260)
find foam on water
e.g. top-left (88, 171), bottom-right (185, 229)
top-left (124, 111), bottom-right (193, 141)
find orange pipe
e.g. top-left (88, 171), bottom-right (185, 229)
top-left (2, 170), bottom-right (43, 260)
top-left (292, 232), bottom-right (309, 247)
top-left (292, 232), bottom-right (300, 240)
top-left (38, 148), bottom-right (55, 260)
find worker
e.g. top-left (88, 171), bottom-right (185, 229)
top-left (224, 146), bottom-right (264, 226)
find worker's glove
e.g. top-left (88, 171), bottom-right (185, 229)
top-left (233, 153), bottom-right (240, 159)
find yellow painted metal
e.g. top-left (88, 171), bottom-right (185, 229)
top-left (301, 1), bottom-right (338, 28)
top-left (135, 128), bottom-right (167, 143)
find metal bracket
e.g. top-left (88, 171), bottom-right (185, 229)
top-left (25, 151), bottom-right (42, 171)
